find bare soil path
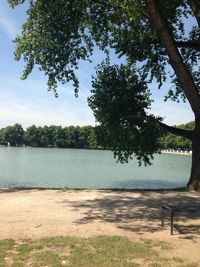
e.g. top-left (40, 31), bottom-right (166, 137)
top-left (0, 188), bottom-right (200, 263)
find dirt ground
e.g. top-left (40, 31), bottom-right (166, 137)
top-left (0, 188), bottom-right (200, 263)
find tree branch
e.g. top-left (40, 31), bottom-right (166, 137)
top-left (144, 115), bottom-right (193, 139)
top-left (147, 0), bottom-right (200, 116)
top-left (125, 112), bottom-right (193, 139)
top-left (187, 0), bottom-right (200, 27)
top-left (176, 41), bottom-right (200, 51)
top-left (126, 40), bottom-right (200, 51)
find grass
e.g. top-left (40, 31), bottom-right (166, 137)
top-left (0, 235), bottom-right (198, 267)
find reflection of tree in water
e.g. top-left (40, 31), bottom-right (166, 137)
top-left (113, 179), bottom-right (186, 190)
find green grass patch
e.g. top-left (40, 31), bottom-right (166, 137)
top-left (0, 236), bottom-right (198, 267)
top-left (32, 251), bottom-right (61, 267)
top-left (0, 239), bottom-right (15, 267)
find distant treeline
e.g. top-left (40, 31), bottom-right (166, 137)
top-left (0, 121), bottom-right (194, 150)
top-left (0, 124), bottom-right (99, 149)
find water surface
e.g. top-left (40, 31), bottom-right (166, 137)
top-left (0, 147), bottom-right (191, 189)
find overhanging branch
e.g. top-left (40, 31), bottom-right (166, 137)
top-left (125, 112), bottom-right (193, 139)
top-left (144, 115), bottom-right (193, 139)
top-left (176, 41), bottom-right (200, 51)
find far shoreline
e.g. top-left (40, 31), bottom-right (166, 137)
top-left (0, 145), bottom-right (193, 156)
top-left (0, 187), bottom-right (188, 193)
top-left (161, 150), bottom-right (192, 156)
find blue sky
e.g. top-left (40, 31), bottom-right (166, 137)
top-left (0, 0), bottom-right (194, 129)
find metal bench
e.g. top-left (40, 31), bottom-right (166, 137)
top-left (161, 204), bottom-right (200, 235)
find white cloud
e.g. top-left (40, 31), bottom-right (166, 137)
top-left (0, 101), bottom-right (95, 129)
top-left (0, 10), bottom-right (19, 39)
top-left (0, 74), bottom-right (95, 128)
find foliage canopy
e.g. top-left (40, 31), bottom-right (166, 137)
top-left (7, 0), bottom-right (200, 172)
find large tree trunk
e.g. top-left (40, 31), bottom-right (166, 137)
top-left (147, 0), bottom-right (200, 191)
top-left (187, 131), bottom-right (200, 191)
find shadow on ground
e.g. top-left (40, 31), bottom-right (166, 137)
top-left (0, 187), bottom-right (200, 237)
top-left (59, 190), bottom-right (200, 236)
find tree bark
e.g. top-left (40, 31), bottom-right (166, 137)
top-left (187, 132), bottom-right (200, 191)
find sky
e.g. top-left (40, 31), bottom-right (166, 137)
top-left (0, 0), bottom-right (194, 129)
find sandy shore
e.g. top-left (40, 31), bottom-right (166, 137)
top-left (0, 188), bottom-right (200, 262)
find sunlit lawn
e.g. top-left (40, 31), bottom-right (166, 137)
top-left (0, 236), bottom-right (198, 267)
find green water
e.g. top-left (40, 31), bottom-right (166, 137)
top-left (0, 147), bottom-right (191, 189)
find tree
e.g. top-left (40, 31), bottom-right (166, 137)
top-left (24, 125), bottom-right (42, 147)
top-left (87, 126), bottom-right (98, 149)
top-left (52, 126), bottom-right (66, 148)
top-left (3, 123), bottom-right (24, 146)
top-left (0, 128), bottom-right (6, 145)
top-left (8, 0), bottom-right (200, 190)
top-left (40, 125), bottom-right (56, 147)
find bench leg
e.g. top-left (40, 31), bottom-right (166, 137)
top-left (170, 211), bottom-right (174, 235)
top-left (161, 207), bottom-right (164, 227)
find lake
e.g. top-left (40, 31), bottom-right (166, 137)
top-left (0, 147), bottom-right (191, 189)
